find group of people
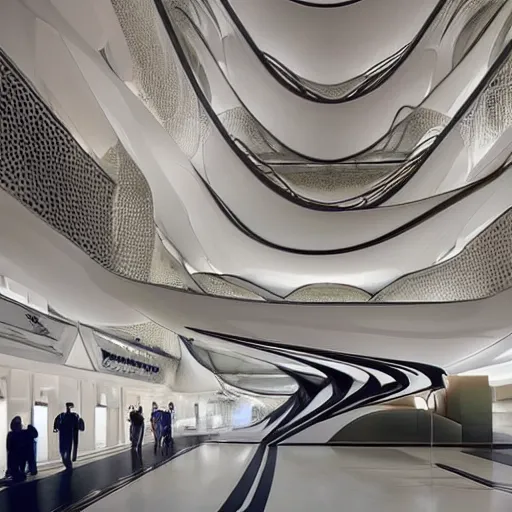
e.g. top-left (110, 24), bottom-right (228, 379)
top-left (4, 402), bottom-right (85, 482)
top-left (4, 416), bottom-right (38, 482)
top-left (151, 401), bottom-right (175, 454)
top-left (5, 400), bottom-right (178, 484)
top-left (128, 401), bottom-right (175, 454)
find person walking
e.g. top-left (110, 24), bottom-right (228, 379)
top-left (127, 405), bottom-right (135, 446)
top-left (53, 402), bottom-right (85, 470)
top-left (150, 402), bottom-right (163, 454)
top-left (161, 402), bottom-right (174, 453)
top-left (130, 406), bottom-right (145, 451)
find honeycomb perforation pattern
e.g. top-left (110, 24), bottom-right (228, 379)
top-left (100, 145), bottom-right (121, 182)
top-left (149, 234), bottom-right (189, 289)
top-left (193, 273), bottom-right (265, 300)
top-left (107, 322), bottom-right (182, 359)
top-left (276, 164), bottom-right (395, 201)
top-left (111, 0), bottom-right (209, 159)
top-left (111, 143), bottom-right (155, 281)
top-left (459, 53), bottom-right (512, 165)
top-left (286, 284), bottom-right (371, 302)
top-left (372, 208), bottom-right (512, 302)
top-left (218, 107), bottom-right (278, 156)
top-left (0, 50), bottom-right (114, 268)
top-left (374, 108), bottom-right (450, 155)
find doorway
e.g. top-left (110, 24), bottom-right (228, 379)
top-left (95, 405), bottom-right (107, 450)
top-left (33, 403), bottom-right (49, 462)
top-left (0, 399), bottom-right (7, 474)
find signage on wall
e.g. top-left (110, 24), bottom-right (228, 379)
top-left (25, 313), bottom-right (51, 337)
top-left (0, 295), bottom-right (75, 355)
top-left (101, 349), bottom-right (160, 378)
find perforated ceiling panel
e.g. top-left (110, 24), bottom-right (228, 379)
top-left (0, 50), bottom-right (114, 268)
top-left (373, 208), bottom-right (512, 302)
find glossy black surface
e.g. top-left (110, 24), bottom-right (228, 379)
top-left (0, 436), bottom-right (205, 512)
top-left (463, 448), bottom-right (512, 467)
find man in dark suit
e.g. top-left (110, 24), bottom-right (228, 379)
top-left (53, 402), bottom-right (85, 470)
top-left (130, 406), bottom-right (145, 451)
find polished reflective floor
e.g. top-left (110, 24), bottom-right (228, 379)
top-left (86, 444), bottom-right (512, 512)
top-left (3, 443), bottom-right (512, 511)
top-left (0, 436), bottom-right (204, 512)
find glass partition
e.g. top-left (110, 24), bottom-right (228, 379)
top-left (428, 375), bottom-right (496, 489)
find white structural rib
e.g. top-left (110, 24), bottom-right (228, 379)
top-left (1, 184), bottom-right (512, 370)
top-left (225, 0), bottom-right (438, 84)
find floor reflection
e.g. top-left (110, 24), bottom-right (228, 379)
top-left (0, 436), bottom-right (204, 512)
top-left (130, 449), bottom-right (143, 473)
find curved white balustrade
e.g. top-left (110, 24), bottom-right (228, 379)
top-left (3, 0), bottom-right (512, 298)
top-left (225, 0), bottom-right (438, 84)
top-left (179, 0), bottom-right (506, 159)
top-left (172, 0), bottom-right (512, 213)
top-left (1, 185), bottom-right (512, 371)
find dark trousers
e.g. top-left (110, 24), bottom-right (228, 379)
top-left (7, 452), bottom-right (26, 482)
top-left (162, 426), bottom-right (173, 454)
top-left (163, 426), bottom-right (173, 446)
top-left (60, 441), bottom-right (73, 469)
top-left (153, 427), bottom-right (163, 453)
top-left (26, 441), bottom-right (37, 475)
top-left (131, 424), bottom-right (144, 450)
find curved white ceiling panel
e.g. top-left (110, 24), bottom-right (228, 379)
top-left (387, 30), bottom-right (512, 204)
top-left (0, 184), bottom-right (512, 370)
top-left (172, 4), bottom-right (433, 159)
top-left (3, 36), bottom-right (509, 300)
top-left (224, 0), bottom-right (439, 84)
top-left (161, 0), bottom-right (509, 159)
top-left (1, 32), bottom-right (511, 304)
top-left (157, 0), bottom-right (512, 214)
top-left (373, 197), bottom-right (512, 302)
top-left (1, 1), bottom-right (511, 302)
top-left (6, 0), bottom-right (490, 259)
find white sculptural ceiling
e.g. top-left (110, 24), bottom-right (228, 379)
top-left (1, 0), bottom-right (512, 376)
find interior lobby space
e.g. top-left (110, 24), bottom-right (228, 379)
top-left (2, 0), bottom-right (512, 510)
